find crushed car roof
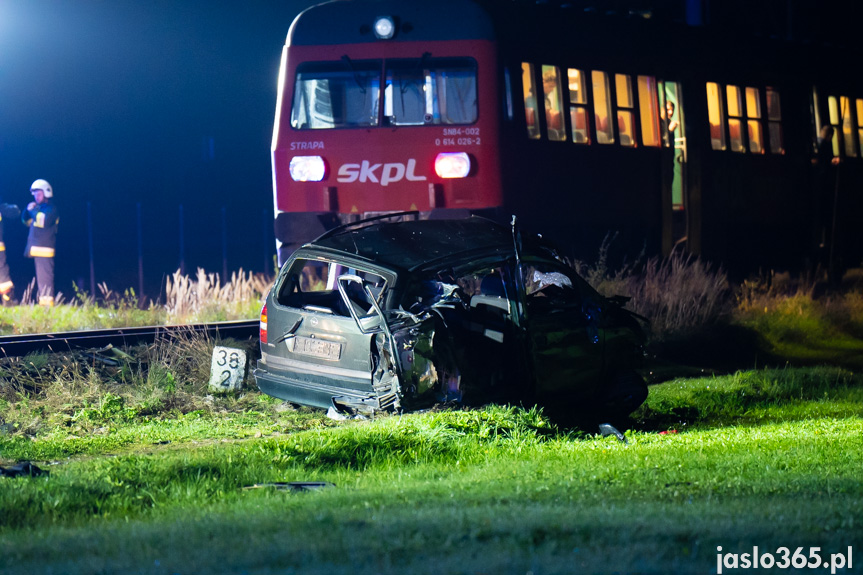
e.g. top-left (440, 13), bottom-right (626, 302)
top-left (308, 217), bottom-right (516, 271)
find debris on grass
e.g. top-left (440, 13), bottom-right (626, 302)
top-left (0, 461), bottom-right (49, 478)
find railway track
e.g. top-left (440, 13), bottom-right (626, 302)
top-left (0, 320), bottom-right (260, 358)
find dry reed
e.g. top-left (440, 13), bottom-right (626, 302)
top-left (571, 243), bottom-right (730, 341)
top-left (164, 268), bottom-right (271, 322)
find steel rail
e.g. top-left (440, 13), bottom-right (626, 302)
top-left (0, 320), bottom-right (260, 358)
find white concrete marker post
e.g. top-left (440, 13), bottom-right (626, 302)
top-left (208, 346), bottom-right (247, 393)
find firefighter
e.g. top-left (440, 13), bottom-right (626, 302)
top-left (22, 179), bottom-right (59, 306)
top-left (0, 200), bottom-right (21, 305)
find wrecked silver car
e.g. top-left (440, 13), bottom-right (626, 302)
top-left (254, 215), bottom-right (647, 418)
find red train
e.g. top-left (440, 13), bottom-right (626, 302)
top-left (270, 0), bottom-right (863, 278)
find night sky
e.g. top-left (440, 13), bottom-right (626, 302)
top-left (0, 0), bottom-right (317, 300)
top-left (0, 0), bottom-right (851, 302)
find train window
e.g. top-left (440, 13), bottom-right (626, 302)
top-left (745, 87), bottom-right (764, 154)
top-left (827, 96), bottom-right (842, 156)
top-left (812, 87), bottom-right (823, 148)
top-left (812, 87), bottom-right (829, 156)
top-left (615, 74), bottom-right (636, 147)
top-left (858, 99), bottom-right (863, 154)
top-left (766, 88), bottom-right (784, 154)
top-left (725, 85), bottom-right (746, 152)
top-left (839, 96), bottom-right (857, 157)
top-left (567, 68), bottom-right (590, 144)
top-left (706, 82), bottom-right (727, 150)
top-left (592, 70), bottom-right (614, 144)
top-left (541, 65), bottom-right (566, 141)
top-left (384, 58), bottom-right (477, 126)
top-left (291, 60), bottom-right (382, 129)
top-left (638, 76), bottom-right (661, 147)
top-left (522, 63), bottom-right (541, 139)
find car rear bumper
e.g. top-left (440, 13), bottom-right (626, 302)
top-left (253, 363), bottom-right (376, 410)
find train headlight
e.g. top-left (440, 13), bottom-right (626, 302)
top-left (434, 152), bottom-right (471, 179)
top-left (373, 16), bottom-right (395, 39)
top-left (289, 156), bottom-right (326, 182)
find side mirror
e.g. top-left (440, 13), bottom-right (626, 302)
top-left (337, 274), bottom-right (384, 334)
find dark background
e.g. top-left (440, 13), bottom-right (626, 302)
top-left (0, 0), bottom-right (850, 301)
top-left (0, 0), bottom-right (318, 300)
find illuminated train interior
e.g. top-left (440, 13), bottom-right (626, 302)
top-left (272, 0), bottom-right (863, 278)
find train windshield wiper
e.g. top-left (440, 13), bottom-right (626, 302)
top-left (341, 55), bottom-right (367, 93)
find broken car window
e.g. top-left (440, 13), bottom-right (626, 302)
top-left (277, 259), bottom-right (385, 318)
top-left (522, 264), bottom-right (581, 305)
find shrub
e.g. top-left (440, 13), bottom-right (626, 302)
top-left (165, 268), bottom-right (271, 323)
top-left (571, 244), bottom-right (730, 341)
top-left (625, 251), bottom-right (730, 341)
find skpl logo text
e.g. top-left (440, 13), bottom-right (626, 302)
top-left (337, 159), bottom-right (426, 187)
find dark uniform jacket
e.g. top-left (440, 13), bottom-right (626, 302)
top-left (0, 204), bottom-right (21, 291)
top-left (22, 201), bottom-right (59, 258)
top-left (0, 203), bottom-right (21, 249)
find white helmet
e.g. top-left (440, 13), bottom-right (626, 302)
top-left (30, 179), bottom-right (52, 198)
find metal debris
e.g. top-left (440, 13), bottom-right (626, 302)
top-left (598, 423), bottom-right (628, 444)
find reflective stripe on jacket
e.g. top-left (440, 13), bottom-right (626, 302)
top-left (23, 201), bottom-right (59, 258)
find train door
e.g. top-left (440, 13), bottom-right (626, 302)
top-left (658, 81), bottom-right (688, 253)
top-left (810, 86), bottom-right (860, 282)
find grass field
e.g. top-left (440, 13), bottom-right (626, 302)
top-left (1, 266), bottom-right (861, 574)
top-left (1, 367), bottom-right (861, 574)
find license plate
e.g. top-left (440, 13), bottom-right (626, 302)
top-left (292, 336), bottom-right (342, 360)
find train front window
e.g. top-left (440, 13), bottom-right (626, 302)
top-left (291, 60), bottom-right (381, 129)
top-left (384, 58), bottom-right (477, 126)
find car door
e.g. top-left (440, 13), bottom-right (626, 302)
top-left (519, 261), bottom-right (605, 402)
top-left (268, 257), bottom-right (381, 398)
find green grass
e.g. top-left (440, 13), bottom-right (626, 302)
top-left (733, 292), bottom-right (863, 369)
top-left (1, 372), bottom-right (861, 574)
top-left (1, 264), bottom-right (862, 573)
top-left (637, 366), bottom-right (863, 428)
